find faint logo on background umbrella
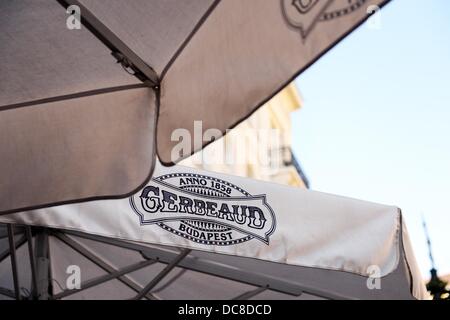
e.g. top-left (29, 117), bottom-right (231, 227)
top-left (282, 0), bottom-right (370, 39)
top-left (291, 0), bottom-right (320, 13)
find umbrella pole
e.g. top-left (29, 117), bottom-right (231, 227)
top-left (7, 224), bottom-right (21, 300)
top-left (25, 226), bottom-right (38, 299)
top-left (35, 228), bottom-right (51, 300)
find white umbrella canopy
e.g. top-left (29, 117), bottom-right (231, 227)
top-left (0, 0), bottom-right (390, 215)
top-left (0, 163), bottom-right (426, 300)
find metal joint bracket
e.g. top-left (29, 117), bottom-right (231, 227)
top-left (111, 51), bottom-right (157, 88)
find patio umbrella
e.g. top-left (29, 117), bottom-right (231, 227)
top-left (0, 0), bottom-right (389, 215)
top-left (0, 162), bottom-right (426, 300)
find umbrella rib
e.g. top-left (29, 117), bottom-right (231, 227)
top-left (0, 234), bottom-right (27, 264)
top-left (53, 232), bottom-right (157, 300)
top-left (61, 231), bottom-right (352, 300)
top-left (151, 268), bottom-right (187, 293)
top-left (56, 0), bottom-right (159, 87)
top-left (0, 286), bottom-right (16, 299)
top-left (60, 231), bottom-right (313, 298)
top-left (160, 0), bottom-right (221, 80)
top-left (53, 259), bottom-right (157, 299)
top-left (0, 83), bottom-right (147, 112)
top-left (232, 286), bottom-right (268, 300)
top-left (131, 249), bottom-right (191, 300)
top-left (7, 225), bottom-right (21, 300)
top-left (140, 248), bottom-right (352, 300)
top-left (0, 225), bottom-right (24, 239)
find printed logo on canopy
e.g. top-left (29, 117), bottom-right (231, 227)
top-left (130, 173), bottom-right (276, 246)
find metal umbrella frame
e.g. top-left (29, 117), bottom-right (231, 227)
top-left (0, 222), bottom-right (424, 300)
top-left (1, 224), bottom-right (351, 300)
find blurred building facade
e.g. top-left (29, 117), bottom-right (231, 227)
top-left (181, 83), bottom-right (309, 188)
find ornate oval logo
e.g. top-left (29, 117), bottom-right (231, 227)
top-left (130, 173), bottom-right (276, 246)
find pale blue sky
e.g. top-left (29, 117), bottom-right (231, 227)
top-left (292, 0), bottom-right (450, 278)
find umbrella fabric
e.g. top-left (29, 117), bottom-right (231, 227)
top-left (0, 0), bottom-right (389, 214)
top-left (0, 162), bottom-right (426, 299)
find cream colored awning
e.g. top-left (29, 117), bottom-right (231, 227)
top-left (0, 162), bottom-right (426, 300)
